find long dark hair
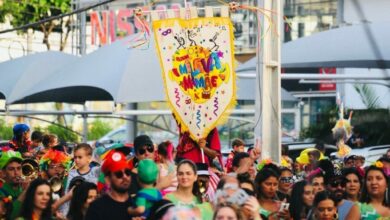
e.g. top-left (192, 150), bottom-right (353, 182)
top-left (360, 165), bottom-right (390, 207)
top-left (19, 179), bottom-right (53, 220)
top-left (290, 180), bottom-right (311, 220)
top-left (67, 182), bottom-right (97, 220)
top-left (255, 167), bottom-right (280, 200)
top-left (314, 191), bottom-right (337, 209)
top-left (177, 159), bottom-right (202, 203)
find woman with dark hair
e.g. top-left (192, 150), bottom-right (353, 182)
top-left (255, 166), bottom-right (290, 219)
top-left (313, 191), bottom-right (338, 220)
top-left (237, 173), bottom-right (256, 197)
top-left (278, 167), bottom-right (293, 200)
top-left (17, 179), bottom-right (53, 220)
top-left (343, 167), bottom-right (363, 202)
top-left (359, 164), bottom-right (390, 219)
top-left (165, 159), bottom-right (213, 220)
top-left (67, 182), bottom-right (98, 220)
top-left (289, 180), bottom-right (314, 220)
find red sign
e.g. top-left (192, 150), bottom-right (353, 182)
top-left (90, 3), bottom-right (185, 46)
top-left (319, 68), bottom-right (336, 91)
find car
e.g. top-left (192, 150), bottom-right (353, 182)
top-left (330, 145), bottom-right (390, 167)
top-left (286, 142), bottom-right (338, 162)
top-left (96, 126), bottom-right (178, 147)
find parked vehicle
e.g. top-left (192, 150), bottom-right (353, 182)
top-left (287, 142), bottom-right (337, 161)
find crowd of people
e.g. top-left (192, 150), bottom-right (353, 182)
top-left (0, 123), bottom-right (389, 220)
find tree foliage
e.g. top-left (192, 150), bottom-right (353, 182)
top-left (46, 124), bottom-right (78, 143)
top-left (300, 106), bottom-right (338, 144)
top-left (0, 119), bottom-right (13, 140)
top-left (354, 84), bottom-right (381, 109)
top-left (0, 0), bottom-right (72, 50)
top-left (88, 119), bottom-right (112, 141)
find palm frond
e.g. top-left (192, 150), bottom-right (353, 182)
top-left (353, 84), bottom-right (381, 109)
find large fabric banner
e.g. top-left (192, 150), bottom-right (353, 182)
top-left (153, 17), bottom-right (236, 140)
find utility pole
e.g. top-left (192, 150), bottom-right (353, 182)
top-left (79, 0), bottom-right (88, 142)
top-left (254, 0), bottom-right (282, 162)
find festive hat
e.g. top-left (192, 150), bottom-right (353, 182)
top-left (196, 163), bottom-right (210, 176)
top-left (101, 151), bottom-right (130, 175)
top-left (0, 150), bottom-right (23, 169)
top-left (296, 148), bottom-right (324, 165)
top-left (138, 159), bottom-right (159, 184)
top-left (96, 143), bottom-right (132, 160)
top-left (39, 149), bottom-right (71, 170)
top-left (12, 124), bottom-right (30, 139)
top-left (134, 135), bottom-right (153, 151)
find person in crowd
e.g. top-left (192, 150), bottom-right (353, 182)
top-left (176, 125), bottom-right (221, 167)
top-left (146, 199), bottom-right (175, 220)
top-left (358, 163), bottom-right (390, 219)
top-left (289, 180), bottom-right (314, 220)
top-left (237, 172), bottom-right (256, 197)
top-left (30, 131), bottom-right (43, 157)
top-left (278, 167), bottom-right (293, 199)
top-left (0, 195), bottom-right (12, 220)
top-left (314, 142), bottom-right (326, 156)
top-left (85, 151), bottom-right (135, 220)
top-left (165, 159), bottom-right (213, 220)
top-left (41, 134), bottom-right (58, 150)
top-left (307, 169), bottom-right (325, 195)
top-left (65, 144), bottom-right (99, 192)
top-left (385, 149), bottom-right (390, 158)
top-left (156, 141), bottom-right (177, 196)
top-left (325, 167), bottom-right (359, 219)
top-left (231, 152), bottom-right (256, 180)
top-left (343, 167), bottom-right (363, 202)
top-left (0, 151), bottom-right (24, 200)
top-left (196, 163), bottom-right (211, 200)
top-left (17, 179), bottom-right (53, 220)
top-left (354, 155), bottom-right (365, 168)
top-left (343, 155), bottom-right (356, 168)
top-left (128, 159), bottom-right (162, 218)
top-left (225, 138), bottom-right (245, 173)
top-left (281, 144), bottom-right (293, 170)
top-left (128, 135), bottom-right (174, 196)
top-left (67, 182), bottom-right (98, 220)
top-left (255, 164), bottom-right (290, 219)
top-left (39, 149), bottom-right (71, 190)
top-left (378, 156), bottom-right (390, 176)
top-left (213, 203), bottom-right (246, 220)
top-left (8, 124), bottom-right (31, 155)
top-left (312, 191), bottom-right (338, 220)
top-left (60, 143), bottom-right (99, 215)
top-left (346, 126), bottom-right (365, 148)
top-left (305, 150), bottom-right (321, 173)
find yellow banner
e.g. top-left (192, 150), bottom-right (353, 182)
top-left (153, 17), bottom-right (236, 140)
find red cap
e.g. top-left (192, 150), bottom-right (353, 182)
top-left (101, 151), bottom-right (130, 175)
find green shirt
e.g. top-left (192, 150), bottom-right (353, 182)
top-left (0, 182), bottom-right (23, 200)
top-left (135, 188), bottom-right (161, 210)
top-left (165, 193), bottom-right (213, 220)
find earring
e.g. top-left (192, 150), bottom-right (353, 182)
top-left (334, 213), bottom-right (339, 220)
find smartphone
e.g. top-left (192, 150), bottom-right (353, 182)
top-left (279, 202), bottom-right (290, 212)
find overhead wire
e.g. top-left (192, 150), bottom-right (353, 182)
top-left (0, 0), bottom-right (116, 35)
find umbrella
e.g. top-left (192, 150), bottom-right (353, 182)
top-left (237, 22), bottom-right (390, 71)
top-left (9, 34), bottom-right (268, 104)
top-left (0, 51), bottom-right (78, 102)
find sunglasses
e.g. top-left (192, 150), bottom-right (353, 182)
top-left (137, 145), bottom-right (154, 155)
top-left (113, 169), bottom-right (132, 179)
top-left (331, 180), bottom-right (346, 188)
top-left (280, 177), bottom-right (294, 184)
